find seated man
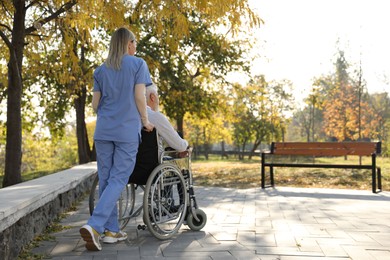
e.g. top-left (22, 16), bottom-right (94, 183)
top-left (128, 83), bottom-right (188, 185)
top-left (145, 83), bottom-right (188, 156)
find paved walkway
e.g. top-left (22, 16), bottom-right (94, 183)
top-left (31, 186), bottom-right (390, 260)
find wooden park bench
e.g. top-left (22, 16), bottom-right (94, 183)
top-left (261, 142), bottom-right (382, 193)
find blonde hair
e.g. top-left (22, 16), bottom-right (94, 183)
top-left (105, 27), bottom-right (136, 70)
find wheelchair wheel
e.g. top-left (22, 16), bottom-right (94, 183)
top-left (186, 208), bottom-right (207, 231)
top-left (88, 174), bottom-right (135, 230)
top-left (88, 174), bottom-right (99, 215)
top-left (143, 163), bottom-right (188, 240)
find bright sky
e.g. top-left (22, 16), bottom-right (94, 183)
top-left (246, 0), bottom-right (390, 103)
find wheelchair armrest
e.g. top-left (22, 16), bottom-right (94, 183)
top-left (162, 146), bottom-right (192, 159)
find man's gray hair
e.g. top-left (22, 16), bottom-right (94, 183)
top-left (145, 83), bottom-right (158, 99)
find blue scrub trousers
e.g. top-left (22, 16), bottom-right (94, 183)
top-left (88, 140), bottom-right (138, 234)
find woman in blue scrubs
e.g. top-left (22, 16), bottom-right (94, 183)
top-left (80, 27), bottom-right (154, 251)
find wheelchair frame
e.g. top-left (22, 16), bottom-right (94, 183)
top-left (89, 133), bottom-right (206, 240)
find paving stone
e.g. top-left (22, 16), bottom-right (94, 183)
top-left (210, 231), bottom-right (237, 241)
top-left (22, 186), bottom-right (390, 260)
top-left (274, 232), bottom-right (298, 247)
top-left (366, 249), bottom-right (390, 260)
top-left (319, 244), bottom-right (348, 257)
top-left (342, 245), bottom-right (377, 260)
top-left (51, 256), bottom-right (93, 260)
top-left (49, 238), bottom-right (80, 255)
top-left (255, 245), bottom-right (323, 256)
top-left (30, 240), bottom-right (57, 256)
top-left (279, 257), bottom-right (349, 260)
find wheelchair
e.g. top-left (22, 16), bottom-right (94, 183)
top-left (89, 129), bottom-right (207, 240)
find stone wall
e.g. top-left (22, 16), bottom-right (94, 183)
top-left (0, 163), bottom-right (96, 260)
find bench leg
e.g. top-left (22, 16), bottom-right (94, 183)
top-left (270, 166), bottom-right (274, 187)
top-left (261, 153), bottom-right (265, 188)
top-left (372, 154), bottom-right (377, 193)
top-left (377, 167), bottom-right (382, 192)
top-left (261, 165), bottom-right (265, 189)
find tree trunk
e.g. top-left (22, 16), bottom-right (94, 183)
top-left (221, 141), bottom-right (228, 159)
top-left (250, 138), bottom-right (262, 160)
top-left (4, 58), bottom-right (23, 187)
top-left (239, 141), bottom-right (246, 160)
top-left (203, 143), bottom-right (209, 160)
top-left (194, 136), bottom-right (199, 160)
top-left (176, 116), bottom-right (184, 138)
top-left (249, 146), bottom-right (255, 160)
top-left (74, 87), bottom-right (92, 164)
top-left (310, 103), bottom-right (314, 142)
top-left (91, 142), bottom-right (96, 161)
top-left (3, 2), bottom-right (26, 187)
top-left (202, 127), bottom-right (209, 160)
top-left (2, 1), bottom-right (77, 187)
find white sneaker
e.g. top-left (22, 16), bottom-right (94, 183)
top-left (102, 230), bottom-right (128, 244)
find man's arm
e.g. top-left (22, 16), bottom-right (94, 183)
top-left (148, 109), bottom-right (188, 151)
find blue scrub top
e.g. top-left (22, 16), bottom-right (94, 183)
top-left (93, 55), bottom-right (152, 143)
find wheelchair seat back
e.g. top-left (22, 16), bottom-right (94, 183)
top-left (128, 128), bottom-right (159, 185)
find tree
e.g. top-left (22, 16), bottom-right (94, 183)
top-left (293, 100), bottom-right (325, 142)
top-left (1, 0), bottom-right (261, 187)
top-left (267, 79), bottom-right (294, 142)
top-left (229, 76), bottom-right (293, 160)
top-left (185, 110), bottom-right (232, 159)
top-left (354, 61), bottom-right (365, 141)
top-left (246, 76), bottom-right (294, 158)
top-left (47, 0), bottom-right (260, 159)
top-left (0, 1), bottom-right (77, 187)
top-left (229, 83), bottom-right (254, 160)
top-left (136, 9), bottom-right (258, 136)
top-left (323, 84), bottom-right (358, 141)
top-left (369, 92), bottom-right (390, 155)
top-left (322, 50), bottom-right (377, 141)
top-left (299, 84), bottom-right (323, 142)
top-left (244, 76), bottom-right (273, 159)
top-left (291, 109), bottom-right (311, 141)
top-left (35, 2), bottom-right (128, 164)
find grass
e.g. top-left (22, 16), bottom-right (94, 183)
top-left (191, 155), bottom-right (390, 190)
top-left (1, 155), bottom-right (388, 191)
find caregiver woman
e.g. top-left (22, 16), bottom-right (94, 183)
top-left (79, 27), bottom-right (154, 251)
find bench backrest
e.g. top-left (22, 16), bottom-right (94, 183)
top-left (271, 142), bottom-right (381, 157)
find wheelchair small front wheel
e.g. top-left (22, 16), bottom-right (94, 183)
top-left (186, 208), bottom-right (207, 231)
